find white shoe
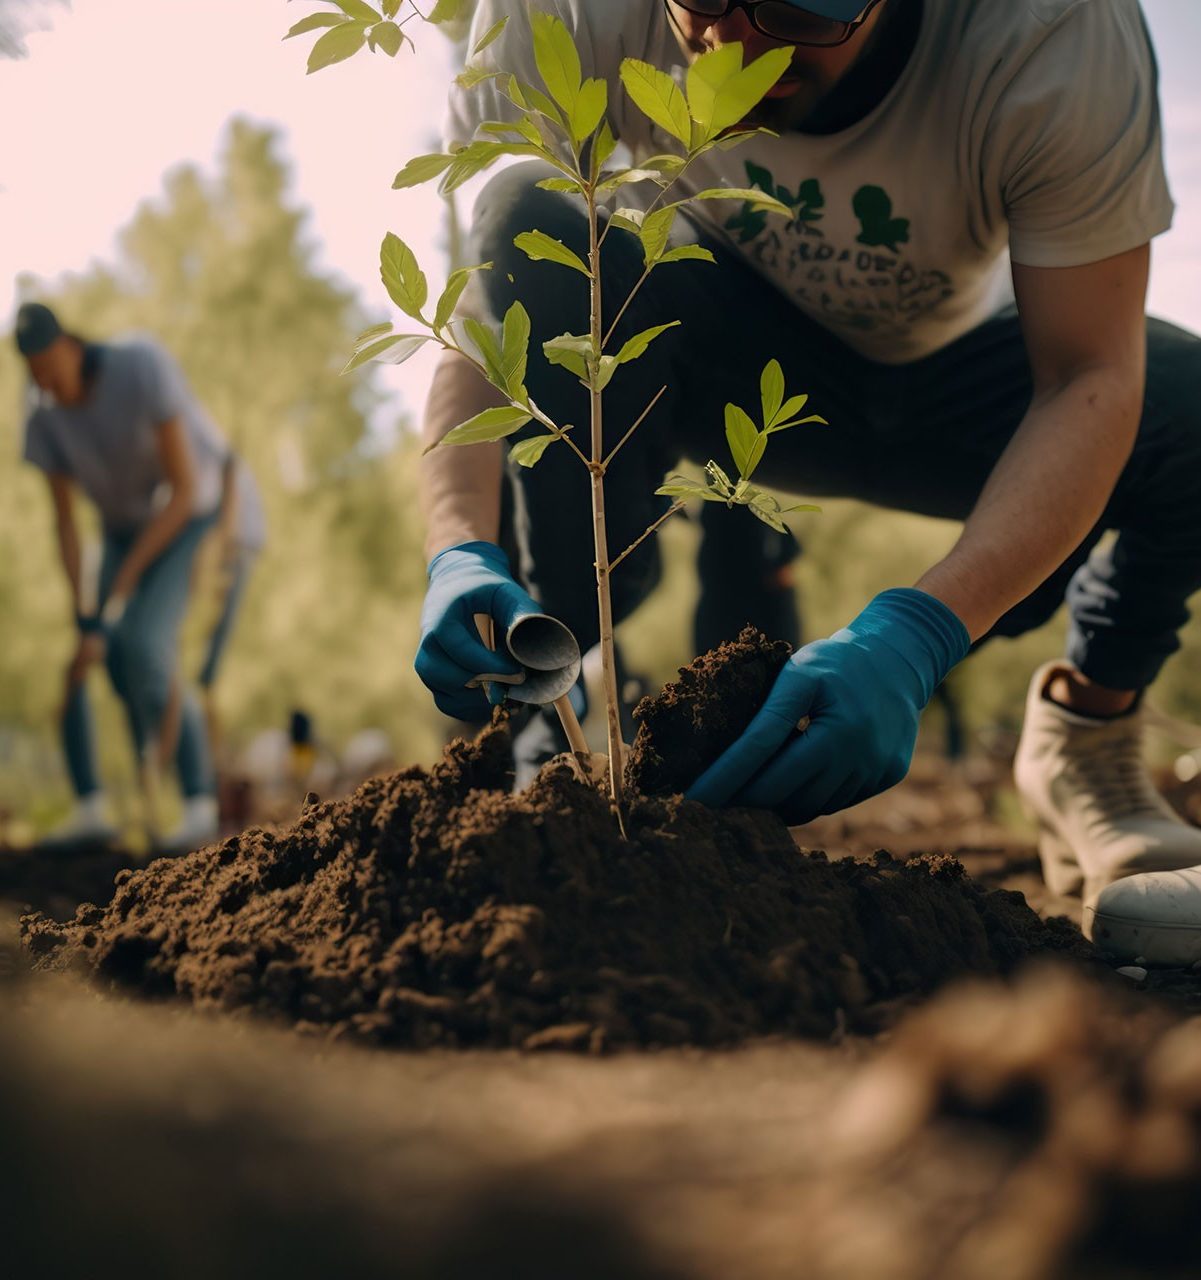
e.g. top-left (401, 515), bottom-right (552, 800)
top-left (158, 795), bottom-right (219, 854)
top-left (1014, 662), bottom-right (1201, 915)
top-left (40, 793), bottom-right (118, 850)
top-left (1087, 869), bottom-right (1201, 966)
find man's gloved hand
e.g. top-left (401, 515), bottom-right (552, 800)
top-left (687, 588), bottom-right (970, 823)
top-left (416, 541), bottom-right (543, 721)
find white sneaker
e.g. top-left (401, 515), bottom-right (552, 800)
top-left (158, 795), bottom-right (219, 854)
top-left (1014, 661), bottom-right (1201, 914)
top-left (1087, 869), bottom-right (1201, 966)
top-left (40, 793), bottom-right (118, 850)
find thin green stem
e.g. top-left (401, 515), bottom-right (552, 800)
top-left (609, 500), bottom-right (686, 573)
top-left (602, 384), bottom-right (667, 470)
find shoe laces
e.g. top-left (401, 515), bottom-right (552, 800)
top-left (1069, 730), bottom-right (1165, 820)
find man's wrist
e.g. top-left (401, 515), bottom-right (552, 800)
top-left (76, 612), bottom-right (103, 634)
top-left (99, 594), bottom-right (129, 630)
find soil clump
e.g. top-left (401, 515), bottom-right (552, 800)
top-left (802, 966), bottom-right (1201, 1279)
top-left (23, 635), bottom-right (1092, 1050)
top-left (626, 626), bottom-right (791, 796)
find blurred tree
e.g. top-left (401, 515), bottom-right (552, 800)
top-left (1, 120), bottom-right (443, 821)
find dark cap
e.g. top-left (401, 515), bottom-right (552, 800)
top-left (15, 302), bottom-right (63, 357)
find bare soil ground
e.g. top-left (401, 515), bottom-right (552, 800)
top-left (5, 633), bottom-right (1201, 1278)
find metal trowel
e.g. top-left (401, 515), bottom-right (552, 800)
top-left (472, 613), bottom-right (609, 784)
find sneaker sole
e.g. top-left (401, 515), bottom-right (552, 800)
top-left (1085, 906), bottom-right (1201, 968)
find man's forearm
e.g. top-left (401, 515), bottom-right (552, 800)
top-left (55, 520), bottom-right (83, 615)
top-left (917, 368), bottom-right (1141, 641)
top-left (109, 498), bottom-right (193, 603)
top-left (420, 349), bottom-right (508, 560)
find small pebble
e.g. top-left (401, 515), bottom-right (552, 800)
top-left (1117, 966), bottom-right (1148, 982)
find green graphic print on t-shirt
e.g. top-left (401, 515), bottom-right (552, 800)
top-left (725, 161), bottom-right (952, 338)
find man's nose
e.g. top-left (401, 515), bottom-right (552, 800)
top-left (711, 10), bottom-right (778, 54)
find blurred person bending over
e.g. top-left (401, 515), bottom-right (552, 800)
top-left (16, 302), bottom-right (264, 851)
top-left (416, 0), bottom-right (1201, 961)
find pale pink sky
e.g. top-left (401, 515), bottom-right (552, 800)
top-left (2, 0), bottom-right (1199, 423)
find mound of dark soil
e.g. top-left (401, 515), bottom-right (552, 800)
top-left (802, 967), bottom-right (1201, 1279)
top-left (22, 631), bottom-right (1092, 1050)
top-left (626, 626), bottom-right (792, 796)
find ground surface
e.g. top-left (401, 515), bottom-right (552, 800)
top-left (5, 627), bottom-right (1201, 1277)
top-left (5, 760), bottom-right (1201, 1279)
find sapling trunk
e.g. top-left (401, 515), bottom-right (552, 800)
top-left (586, 186), bottom-right (627, 818)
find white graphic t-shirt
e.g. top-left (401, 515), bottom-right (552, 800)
top-left (445, 0), bottom-right (1174, 364)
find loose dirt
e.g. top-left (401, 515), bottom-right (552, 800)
top-left (22, 631), bottom-right (1089, 1050)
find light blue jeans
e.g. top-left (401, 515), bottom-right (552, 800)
top-left (63, 515), bottom-right (216, 799)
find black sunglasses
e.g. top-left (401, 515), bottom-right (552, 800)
top-left (668, 0), bottom-right (884, 47)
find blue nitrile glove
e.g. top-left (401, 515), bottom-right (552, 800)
top-left (416, 541), bottom-right (543, 721)
top-left (687, 588), bottom-right (970, 823)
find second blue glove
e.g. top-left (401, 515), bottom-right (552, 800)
top-left (686, 588), bottom-right (970, 823)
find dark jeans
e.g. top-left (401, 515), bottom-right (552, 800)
top-left (472, 162), bottom-right (1201, 694)
top-left (64, 515), bottom-right (216, 799)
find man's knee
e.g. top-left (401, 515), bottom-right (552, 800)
top-left (470, 160), bottom-right (583, 270)
top-left (111, 628), bottom-right (172, 724)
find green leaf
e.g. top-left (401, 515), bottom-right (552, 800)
top-left (285, 13), bottom-right (345, 39)
top-left (767, 413), bottom-right (827, 434)
top-left (480, 117), bottom-right (542, 145)
top-left (501, 301), bottom-right (531, 396)
top-left (473, 16), bottom-right (508, 54)
top-left (747, 494), bottom-right (789, 534)
top-left (685, 43), bottom-right (743, 132)
top-left (382, 0), bottom-right (401, 16)
top-left (784, 503), bottom-right (823, 514)
top-left (608, 208), bottom-right (645, 235)
top-left (352, 321), bottom-right (393, 349)
top-left (760, 360), bottom-right (785, 428)
top-left (513, 230), bottom-right (591, 277)
top-left (518, 82), bottom-right (567, 129)
top-left (570, 77), bottom-right (608, 143)
top-left (380, 233), bottom-right (428, 321)
top-left (656, 244), bottom-right (716, 266)
top-left (774, 393), bottom-right (808, 423)
top-left (593, 121), bottom-right (618, 171)
top-left (428, 0), bottom-right (467, 22)
top-left (640, 153), bottom-right (688, 175)
top-left (620, 59), bottom-right (692, 146)
top-left (433, 262), bottom-right (492, 333)
top-left (656, 477), bottom-right (727, 503)
top-left (531, 12), bottom-right (582, 114)
top-left (536, 177), bottom-right (585, 194)
top-left (596, 168), bottom-right (669, 196)
top-left (706, 459), bottom-right (736, 494)
top-left (307, 21), bottom-right (368, 73)
top-left (543, 333), bottom-right (594, 381)
top-left (724, 404), bottom-right (759, 477)
top-left (342, 333), bottom-right (432, 374)
top-left (510, 435), bottom-right (558, 468)
top-left (334, 0), bottom-right (381, 21)
top-left (701, 46), bottom-right (794, 137)
top-left (372, 20), bottom-right (403, 56)
top-left (614, 321), bottom-right (680, 366)
top-left (639, 206), bottom-right (677, 266)
top-left (457, 65), bottom-right (496, 89)
top-left (392, 152), bottom-right (455, 190)
top-left (596, 355), bottom-right (619, 392)
top-left (691, 187), bottom-right (793, 217)
top-left (437, 405), bottom-right (533, 450)
top-left (463, 317), bottom-right (506, 386)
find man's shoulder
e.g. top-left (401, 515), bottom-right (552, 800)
top-left (961, 0), bottom-right (1142, 46)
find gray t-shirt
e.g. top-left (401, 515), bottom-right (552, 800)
top-left (447, 0), bottom-right (1175, 363)
top-left (24, 337), bottom-right (231, 533)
